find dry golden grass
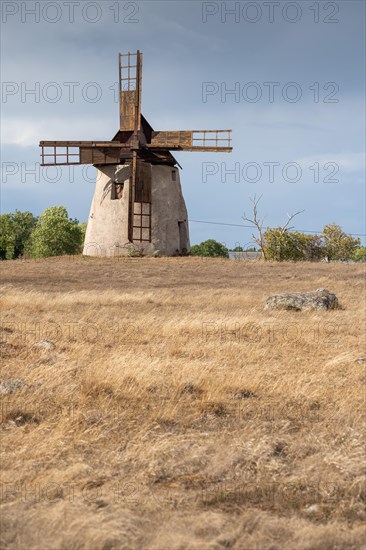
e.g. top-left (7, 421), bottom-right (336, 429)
top-left (0, 256), bottom-right (365, 549)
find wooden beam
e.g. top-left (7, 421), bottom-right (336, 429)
top-left (147, 145), bottom-right (232, 153)
top-left (40, 141), bottom-right (124, 148)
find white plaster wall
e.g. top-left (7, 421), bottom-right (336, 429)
top-left (83, 163), bottom-right (190, 257)
top-left (150, 165), bottom-right (190, 255)
top-left (83, 164), bottom-right (130, 257)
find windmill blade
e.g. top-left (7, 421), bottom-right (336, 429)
top-left (128, 151), bottom-right (138, 242)
top-left (147, 130), bottom-right (232, 152)
top-left (119, 51), bottom-right (142, 134)
top-left (39, 141), bottom-right (127, 166)
top-left (127, 153), bottom-right (152, 243)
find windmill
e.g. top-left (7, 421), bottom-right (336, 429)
top-left (39, 51), bottom-right (233, 256)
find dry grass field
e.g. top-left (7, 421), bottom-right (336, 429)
top-left (0, 256), bottom-right (365, 550)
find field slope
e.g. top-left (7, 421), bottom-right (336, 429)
top-left (1, 257), bottom-right (365, 549)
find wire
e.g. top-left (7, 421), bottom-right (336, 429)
top-left (188, 219), bottom-right (366, 238)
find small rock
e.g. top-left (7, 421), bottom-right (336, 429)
top-left (0, 379), bottom-right (28, 395)
top-left (31, 339), bottom-right (56, 351)
top-left (305, 503), bottom-right (320, 513)
top-left (265, 288), bottom-right (339, 311)
top-left (355, 357), bottom-right (365, 363)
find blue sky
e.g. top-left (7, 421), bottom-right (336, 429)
top-left (1, 0), bottom-right (365, 247)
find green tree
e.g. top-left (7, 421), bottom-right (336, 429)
top-left (12, 210), bottom-right (37, 258)
top-left (79, 222), bottom-right (87, 245)
top-left (27, 206), bottom-right (83, 258)
top-left (190, 239), bottom-right (229, 258)
top-left (322, 224), bottom-right (360, 261)
top-left (0, 214), bottom-right (15, 260)
top-left (0, 211), bottom-right (37, 259)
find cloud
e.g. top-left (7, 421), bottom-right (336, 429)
top-left (1, 117), bottom-right (115, 147)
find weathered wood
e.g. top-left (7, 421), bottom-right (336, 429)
top-left (128, 151), bottom-right (137, 242)
top-left (39, 51), bottom-right (233, 171)
top-left (79, 148), bottom-right (121, 165)
top-left (119, 51), bottom-right (142, 132)
top-left (150, 131), bottom-right (193, 148)
top-left (148, 129), bottom-right (232, 152)
top-left (147, 145), bottom-right (232, 152)
top-left (135, 161), bottom-right (152, 203)
top-left (40, 141), bottom-right (123, 148)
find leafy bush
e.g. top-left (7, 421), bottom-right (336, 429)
top-left (27, 206), bottom-right (84, 258)
top-left (263, 225), bottom-right (360, 262)
top-left (190, 239), bottom-right (229, 258)
top-left (298, 234), bottom-right (325, 261)
top-left (322, 224), bottom-right (360, 261)
top-left (263, 229), bottom-right (305, 261)
top-left (353, 246), bottom-right (366, 262)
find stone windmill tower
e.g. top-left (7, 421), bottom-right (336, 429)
top-left (40, 51), bottom-right (233, 256)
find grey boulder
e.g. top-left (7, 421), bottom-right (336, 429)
top-left (265, 288), bottom-right (339, 311)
